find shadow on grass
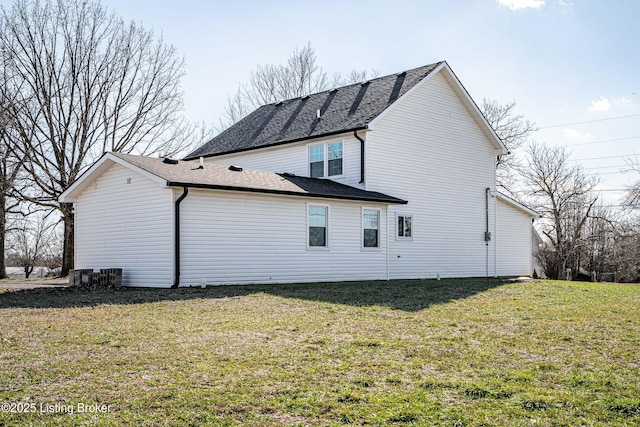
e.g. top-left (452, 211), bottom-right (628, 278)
top-left (0, 278), bottom-right (510, 312)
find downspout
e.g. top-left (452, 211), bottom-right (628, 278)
top-left (386, 208), bottom-right (390, 281)
top-left (494, 192), bottom-right (498, 278)
top-left (485, 188), bottom-right (492, 279)
top-left (354, 130), bottom-right (365, 184)
top-left (172, 186), bottom-right (189, 289)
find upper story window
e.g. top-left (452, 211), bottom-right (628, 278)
top-left (327, 142), bottom-right (343, 176)
top-left (363, 209), bottom-right (380, 248)
top-left (309, 145), bottom-right (324, 178)
top-left (309, 141), bottom-right (343, 178)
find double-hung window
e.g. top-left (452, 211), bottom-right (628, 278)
top-left (327, 142), bottom-right (343, 176)
top-left (308, 205), bottom-right (328, 248)
top-left (363, 209), bottom-right (380, 248)
top-left (309, 141), bottom-right (343, 178)
top-left (397, 215), bottom-right (413, 239)
top-left (309, 145), bottom-right (325, 178)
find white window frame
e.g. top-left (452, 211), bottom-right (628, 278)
top-left (308, 143), bottom-right (325, 178)
top-left (308, 140), bottom-right (344, 178)
top-left (307, 203), bottom-right (330, 250)
top-left (361, 207), bottom-right (381, 250)
top-left (396, 213), bottom-right (413, 240)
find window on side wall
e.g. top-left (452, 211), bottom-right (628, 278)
top-left (363, 209), bottom-right (380, 248)
top-left (308, 141), bottom-right (343, 178)
top-left (397, 215), bottom-right (413, 239)
top-left (308, 205), bottom-right (328, 248)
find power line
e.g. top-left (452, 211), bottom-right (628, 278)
top-left (571, 153), bottom-right (638, 161)
top-left (565, 135), bottom-right (640, 147)
top-left (589, 205), bottom-right (629, 209)
top-left (583, 164), bottom-right (632, 170)
top-left (538, 113), bottom-right (640, 129)
top-left (596, 171), bottom-right (632, 176)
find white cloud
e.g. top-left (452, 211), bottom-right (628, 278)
top-left (588, 96), bottom-right (612, 112)
top-left (497, 0), bottom-right (545, 10)
top-left (556, 0), bottom-right (572, 9)
top-left (562, 128), bottom-right (592, 139)
top-left (616, 96), bottom-right (632, 104)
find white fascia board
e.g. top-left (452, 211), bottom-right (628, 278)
top-left (368, 62), bottom-right (509, 155)
top-left (497, 192), bottom-right (540, 218)
top-left (58, 152), bottom-right (166, 203)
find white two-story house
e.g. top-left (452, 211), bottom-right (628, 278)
top-left (60, 61), bottom-right (538, 287)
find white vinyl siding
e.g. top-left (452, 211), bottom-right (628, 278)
top-left (366, 71), bottom-right (499, 279)
top-left (206, 134), bottom-right (361, 187)
top-left (496, 198), bottom-right (534, 277)
top-left (74, 163), bottom-right (173, 287)
top-left (179, 190), bottom-right (388, 286)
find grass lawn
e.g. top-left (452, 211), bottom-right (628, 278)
top-left (0, 279), bottom-right (638, 426)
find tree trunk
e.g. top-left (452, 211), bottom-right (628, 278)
top-left (0, 193), bottom-right (7, 279)
top-left (60, 203), bottom-right (74, 277)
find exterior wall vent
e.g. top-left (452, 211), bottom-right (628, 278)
top-left (163, 158), bottom-right (178, 165)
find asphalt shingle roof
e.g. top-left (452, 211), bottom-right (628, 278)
top-left (185, 62), bottom-right (443, 160)
top-left (112, 153), bottom-right (406, 204)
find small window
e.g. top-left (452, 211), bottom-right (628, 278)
top-left (363, 209), bottom-right (380, 248)
top-left (308, 206), bottom-right (328, 247)
top-left (309, 141), bottom-right (343, 178)
top-left (327, 141), bottom-right (343, 176)
top-left (309, 144), bottom-right (324, 178)
top-left (397, 215), bottom-right (413, 238)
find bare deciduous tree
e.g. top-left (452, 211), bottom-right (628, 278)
top-left (217, 42), bottom-right (376, 131)
top-left (0, 68), bottom-right (28, 279)
top-left (522, 142), bottom-right (599, 279)
top-left (6, 211), bottom-right (58, 278)
top-left (0, 0), bottom-right (198, 275)
top-left (610, 220), bottom-right (640, 282)
top-left (480, 99), bottom-right (536, 194)
top-left (624, 155), bottom-right (640, 208)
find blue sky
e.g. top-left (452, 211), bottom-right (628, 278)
top-left (5, 0), bottom-right (639, 206)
